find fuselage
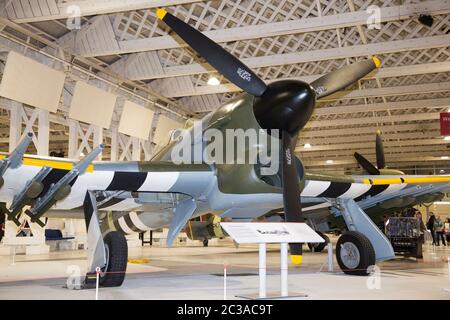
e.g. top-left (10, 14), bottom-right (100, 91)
top-left (1, 92), bottom-right (448, 232)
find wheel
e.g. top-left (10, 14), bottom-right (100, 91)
top-left (99, 231), bottom-right (128, 287)
top-left (336, 231), bottom-right (375, 276)
top-left (307, 231), bottom-right (329, 252)
top-left (203, 238), bottom-right (209, 247)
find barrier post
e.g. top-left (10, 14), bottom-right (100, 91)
top-left (280, 242), bottom-right (288, 297)
top-left (327, 243), bottom-right (333, 272)
top-left (447, 257), bottom-right (450, 279)
top-left (11, 246), bottom-right (15, 265)
top-left (95, 267), bottom-right (100, 300)
top-left (223, 264), bottom-right (227, 300)
top-left (259, 243), bottom-right (266, 298)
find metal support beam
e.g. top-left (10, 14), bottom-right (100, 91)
top-left (71, 0), bottom-right (450, 56)
top-left (68, 120), bottom-right (103, 160)
top-left (5, 0), bottom-right (207, 23)
top-left (303, 156), bottom-right (450, 167)
top-left (110, 130), bottom-right (143, 161)
top-left (160, 62), bottom-right (450, 98)
top-left (130, 35), bottom-right (450, 80)
top-left (8, 101), bottom-right (49, 156)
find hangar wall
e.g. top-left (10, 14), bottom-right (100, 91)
top-left (0, 36), bottom-right (185, 163)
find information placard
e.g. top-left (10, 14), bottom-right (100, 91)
top-left (220, 222), bottom-right (324, 244)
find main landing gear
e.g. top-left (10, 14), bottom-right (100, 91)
top-left (99, 231), bottom-right (128, 287)
top-left (330, 198), bottom-right (394, 276)
top-left (83, 191), bottom-right (128, 288)
top-left (336, 231), bottom-right (375, 276)
top-left (307, 228), bottom-right (375, 275)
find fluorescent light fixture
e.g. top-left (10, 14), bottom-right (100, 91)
top-left (445, 136), bottom-right (450, 141)
top-left (326, 160), bottom-right (334, 164)
top-left (440, 169), bottom-right (445, 173)
top-left (434, 201), bottom-right (450, 205)
top-left (441, 156), bottom-right (449, 160)
top-left (207, 77), bottom-right (220, 86)
top-left (304, 143), bottom-right (312, 149)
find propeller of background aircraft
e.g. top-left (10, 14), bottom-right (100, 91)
top-left (354, 130), bottom-right (385, 175)
top-left (156, 8), bottom-right (380, 264)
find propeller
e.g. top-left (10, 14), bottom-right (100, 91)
top-left (156, 9), bottom-right (267, 96)
top-left (280, 131), bottom-right (304, 263)
top-left (156, 8), bottom-right (380, 265)
top-left (375, 130), bottom-right (386, 169)
top-left (354, 130), bottom-right (386, 174)
top-left (311, 58), bottom-right (380, 99)
top-left (354, 152), bottom-right (380, 175)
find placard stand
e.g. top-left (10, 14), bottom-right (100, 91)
top-left (221, 222), bottom-right (324, 300)
top-left (259, 243), bottom-right (266, 298)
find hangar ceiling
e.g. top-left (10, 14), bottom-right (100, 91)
top-left (0, 0), bottom-right (450, 174)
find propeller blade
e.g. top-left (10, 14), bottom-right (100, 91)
top-left (280, 131), bottom-right (303, 265)
top-left (375, 130), bottom-right (386, 169)
top-left (311, 57), bottom-right (381, 99)
top-left (354, 152), bottom-right (380, 175)
top-left (156, 9), bottom-right (267, 96)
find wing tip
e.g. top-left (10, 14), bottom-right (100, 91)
top-left (156, 8), bottom-right (167, 20)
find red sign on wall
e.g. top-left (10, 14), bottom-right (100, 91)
top-left (440, 113), bottom-right (450, 136)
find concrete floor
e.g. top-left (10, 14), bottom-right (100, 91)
top-left (0, 238), bottom-right (449, 300)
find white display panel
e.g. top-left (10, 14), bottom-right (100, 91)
top-left (153, 115), bottom-right (183, 146)
top-left (0, 51), bottom-right (65, 112)
top-left (118, 101), bottom-right (154, 140)
top-left (69, 81), bottom-right (117, 129)
top-left (220, 222), bottom-right (324, 244)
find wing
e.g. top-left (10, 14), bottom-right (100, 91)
top-left (302, 172), bottom-right (450, 213)
top-left (0, 157), bottom-right (214, 215)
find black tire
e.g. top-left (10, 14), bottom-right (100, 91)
top-left (336, 231), bottom-right (375, 276)
top-left (203, 238), bottom-right (209, 247)
top-left (307, 231), bottom-right (329, 252)
top-left (100, 231), bottom-right (128, 287)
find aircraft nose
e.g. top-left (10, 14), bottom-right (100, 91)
top-left (253, 80), bottom-right (316, 135)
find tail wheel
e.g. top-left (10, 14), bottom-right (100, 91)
top-left (99, 231), bottom-right (128, 287)
top-left (307, 231), bottom-right (329, 252)
top-left (336, 231), bottom-right (375, 276)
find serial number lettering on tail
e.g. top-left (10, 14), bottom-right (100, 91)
top-left (177, 304), bottom-right (273, 318)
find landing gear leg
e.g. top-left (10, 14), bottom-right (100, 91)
top-left (332, 198), bottom-right (394, 276)
top-left (83, 191), bottom-right (106, 285)
top-left (83, 191), bottom-right (127, 287)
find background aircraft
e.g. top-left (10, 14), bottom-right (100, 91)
top-left (1, 8), bottom-right (449, 287)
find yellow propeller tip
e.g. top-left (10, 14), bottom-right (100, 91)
top-left (156, 8), bottom-right (167, 20)
top-left (372, 56), bottom-right (381, 68)
top-left (376, 129), bottom-right (382, 135)
top-left (291, 255), bottom-right (303, 265)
